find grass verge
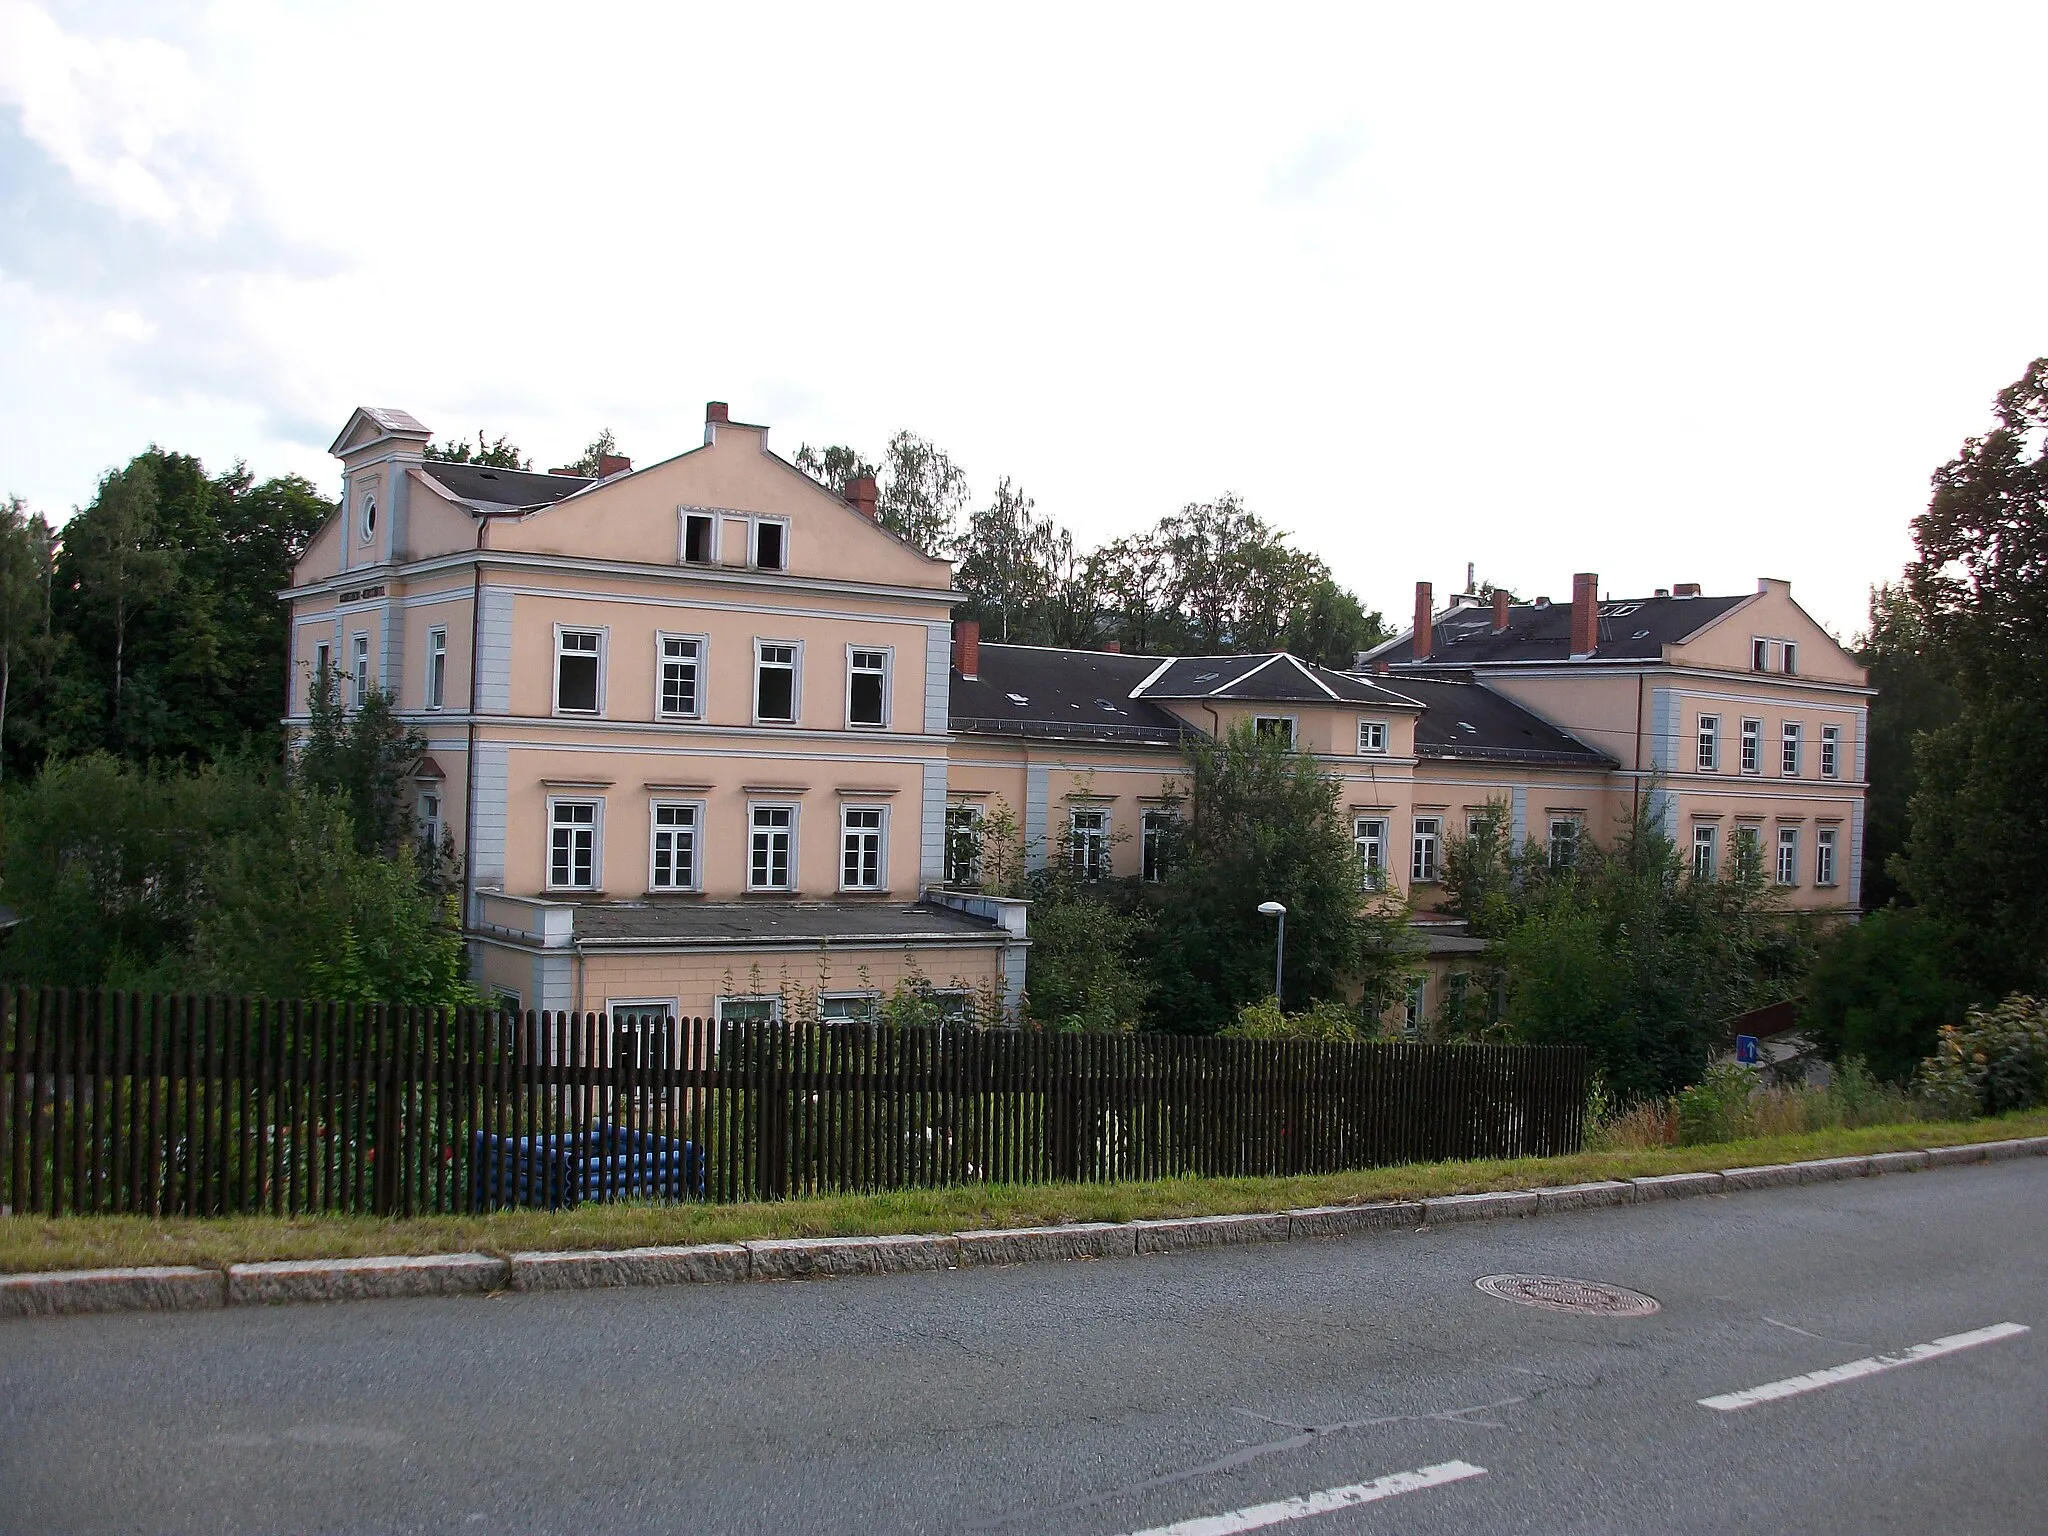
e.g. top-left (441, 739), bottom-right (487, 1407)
top-left (4, 1109), bottom-right (2043, 1276)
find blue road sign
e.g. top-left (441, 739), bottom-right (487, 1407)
top-left (1735, 1034), bottom-right (1761, 1065)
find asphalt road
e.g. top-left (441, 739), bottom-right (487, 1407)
top-left (3, 1161), bottom-right (2044, 1536)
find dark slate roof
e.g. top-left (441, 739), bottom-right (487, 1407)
top-left (1370, 593), bottom-right (1750, 665)
top-left (419, 462), bottom-right (594, 513)
top-left (1390, 674), bottom-right (1613, 766)
top-left (1138, 653), bottom-right (1420, 708)
top-left (573, 901), bottom-right (1002, 947)
top-left (951, 644), bottom-right (1194, 746)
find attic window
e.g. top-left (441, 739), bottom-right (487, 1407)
top-left (1605, 603), bottom-right (1639, 617)
top-left (1193, 672), bottom-right (1220, 683)
top-left (1632, 629), bottom-right (1651, 640)
top-left (1458, 721), bottom-right (1478, 734)
top-left (1007, 692), bottom-right (1029, 706)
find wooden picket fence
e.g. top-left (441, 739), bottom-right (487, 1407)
top-left (0, 990), bottom-right (1587, 1218)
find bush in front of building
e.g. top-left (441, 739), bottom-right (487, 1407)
top-left (1915, 994), bottom-right (2048, 1117)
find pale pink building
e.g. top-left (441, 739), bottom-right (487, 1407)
top-left (285, 403), bottom-right (1869, 1032)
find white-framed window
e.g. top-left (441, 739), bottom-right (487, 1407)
top-left (754, 640), bottom-right (800, 723)
top-left (840, 805), bottom-right (886, 891)
top-left (1696, 713), bottom-right (1719, 771)
top-left (312, 640), bottom-right (331, 706)
top-left (752, 516), bottom-right (789, 571)
top-left (1357, 719), bottom-right (1389, 755)
top-left (1776, 826), bottom-right (1800, 887)
top-left (1141, 808), bottom-right (1178, 883)
top-left (649, 801), bottom-right (700, 891)
top-left (1784, 642), bottom-right (1798, 676)
top-left (1355, 817), bottom-right (1388, 889)
top-left (1254, 715), bottom-right (1296, 748)
top-left (1548, 817), bottom-right (1581, 870)
top-left (680, 511), bottom-right (717, 565)
top-left (607, 999), bottom-right (679, 1068)
top-left (547, 798), bottom-right (602, 891)
top-left (1739, 717), bottom-right (1761, 775)
top-left (847, 646), bottom-right (890, 729)
top-left (657, 634), bottom-right (705, 719)
top-left (1403, 977), bottom-right (1427, 1039)
top-left (1781, 721), bottom-right (1802, 777)
top-left (418, 790), bottom-right (442, 848)
top-left (1735, 824), bottom-right (1763, 872)
top-left (1820, 725), bottom-right (1841, 780)
top-left (359, 495), bottom-right (377, 543)
top-left (718, 994), bottom-right (782, 1025)
top-left (554, 627), bottom-right (605, 715)
top-left (1411, 816), bottom-right (1441, 883)
top-left (1069, 808), bottom-right (1110, 881)
top-left (748, 803), bottom-right (796, 891)
top-left (820, 992), bottom-right (879, 1023)
top-left (943, 803), bottom-right (982, 888)
top-left (1752, 637), bottom-right (1797, 674)
top-left (1693, 823), bottom-right (1718, 880)
top-left (1815, 827), bottom-right (1838, 888)
top-left (425, 627), bottom-right (447, 710)
top-left (351, 633), bottom-right (370, 706)
top-left (930, 989), bottom-right (976, 1024)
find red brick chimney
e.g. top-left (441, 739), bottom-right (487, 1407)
top-left (1570, 572), bottom-right (1599, 656)
top-left (1673, 582), bottom-right (1701, 597)
top-left (1412, 581), bottom-right (1434, 661)
top-left (843, 474), bottom-right (878, 519)
top-left (705, 401), bottom-right (729, 424)
top-left (1101, 639), bottom-right (1121, 653)
top-left (1491, 588), bottom-right (1510, 632)
top-left (597, 453), bottom-right (632, 478)
top-left (952, 617), bottom-right (980, 679)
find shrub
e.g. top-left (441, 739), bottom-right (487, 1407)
top-left (1915, 994), bottom-right (2048, 1117)
top-left (1802, 906), bottom-right (1982, 1082)
top-left (1676, 1063), bottom-right (1759, 1144)
top-left (1222, 997), bottom-right (1372, 1042)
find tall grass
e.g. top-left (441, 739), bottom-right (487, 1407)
top-left (1586, 1058), bottom-right (1934, 1151)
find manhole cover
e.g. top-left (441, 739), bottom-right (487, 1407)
top-left (1475, 1274), bottom-right (1660, 1316)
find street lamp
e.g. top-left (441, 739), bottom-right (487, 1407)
top-left (1257, 901), bottom-right (1287, 1003)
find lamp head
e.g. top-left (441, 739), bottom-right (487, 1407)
top-left (1257, 901), bottom-right (1286, 917)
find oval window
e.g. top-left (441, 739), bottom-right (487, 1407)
top-left (360, 497), bottom-right (378, 542)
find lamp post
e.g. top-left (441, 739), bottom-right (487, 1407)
top-left (1257, 901), bottom-right (1287, 1003)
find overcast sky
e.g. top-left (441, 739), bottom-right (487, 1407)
top-left (4, 2), bottom-right (2046, 639)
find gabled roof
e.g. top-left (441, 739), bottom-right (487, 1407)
top-left (327, 406), bottom-right (430, 455)
top-left (951, 644), bottom-right (1194, 746)
top-left (417, 462), bottom-right (594, 514)
top-left (1389, 674), bottom-right (1614, 766)
top-left (1368, 593), bottom-right (1750, 666)
top-left (1137, 652), bottom-right (1421, 709)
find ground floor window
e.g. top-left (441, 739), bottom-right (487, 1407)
top-left (1403, 976), bottom-right (1427, 1039)
top-left (1411, 817), bottom-right (1441, 884)
top-left (1141, 809), bottom-right (1178, 883)
top-left (717, 995), bottom-right (782, 1025)
top-left (1354, 817), bottom-right (1388, 889)
top-left (1069, 808), bottom-right (1109, 881)
top-left (607, 999), bottom-right (677, 1068)
top-left (820, 992), bottom-right (879, 1023)
top-left (548, 799), bottom-right (600, 890)
top-left (650, 801), bottom-right (698, 890)
top-left (944, 804), bottom-right (982, 888)
top-left (749, 804), bottom-right (795, 890)
top-left (1776, 826), bottom-right (1800, 887)
top-left (1547, 817), bottom-right (1581, 870)
top-left (1692, 823), bottom-right (1718, 880)
top-left (841, 805), bottom-right (885, 890)
top-left (1816, 827), bottom-right (1838, 887)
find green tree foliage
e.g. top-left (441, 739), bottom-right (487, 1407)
top-left (7, 450), bottom-right (330, 773)
top-left (794, 432), bottom-right (966, 557)
top-left (1148, 722), bottom-right (1365, 1031)
top-left (791, 442), bottom-right (879, 498)
top-left (1801, 906), bottom-right (1980, 1082)
top-left (559, 429), bottom-right (621, 477)
top-left (0, 498), bottom-right (53, 782)
top-left (1448, 798), bottom-right (1799, 1097)
top-left (1915, 994), bottom-right (2048, 1117)
top-left (1855, 583), bottom-right (1959, 909)
top-left (954, 477), bottom-right (1056, 641)
top-left (1021, 867), bottom-right (1151, 1031)
top-left (296, 673), bottom-right (432, 862)
top-left (425, 431), bottom-right (531, 469)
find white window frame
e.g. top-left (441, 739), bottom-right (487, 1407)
top-left (1354, 817), bottom-right (1389, 889)
top-left (1356, 719), bottom-right (1389, 755)
top-left (313, 640), bottom-right (331, 706)
top-left (1547, 816), bottom-right (1582, 870)
top-left (1820, 724), bottom-right (1841, 780)
top-left (1692, 823), bottom-right (1718, 880)
top-left (943, 803), bottom-right (983, 888)
top-left (1696, 713), bottom-right (1719, 772)
top-left (656, 632), bottom-right (707, 721)
top-left (418, 790), bottom-right (442, 847)
top-left (553, 625), bottom-right (608, 717)
top-left (1069, 807), bottom-right (1110, 882)
top-left (351, 633), bottom-right (370, 706)
top-left (359, 495), bottom-right (377, 544)
top-left (1739, 717), bottom-right (1761, 775)
top-left (839, 804), bottom-right (888, 892)
top-left (1781, 720), bottom-right (1803, 777)
top-left (717, 994), bottom-right (783, 1025)
top-left (679, 510), bottom-right (718, 565)
top-left (1815, 827), bottom-right (1838, 888)
top-left (819, 991), bottom-right (880, 1023)
top-left (1751, 637), bottom-right (1798, 674)
top-left (750, 515), bottom-right (791, 571)
top-left (1411, 816), bottom-right (1441, 884)
top-left (1776, 826), bottom-right (1800, 887)
top-left (753, 639), bottom-right (802, 725)
top-left (747, 801), bottom-right (798, 892)
top-left (425, 626), bottom-right (447, 711)
top-left (1253, 715), bottom-right (1297, 748)
top-left (606, 998), bottom-right (681, 1067)
top-left (845, 644), bottom-right (892, 730)
top-left (648, 799), bottom-right (703, 893)
top-left (1141, 808), bottom-right (1178, 884)
top-left (546, 796), bottom-right (604, 892)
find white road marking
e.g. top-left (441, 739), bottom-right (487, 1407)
top-left (1699, 1322), bottom-right (2030, 1411)
top-left (1115, 1460), bottom-right (1488, 1536)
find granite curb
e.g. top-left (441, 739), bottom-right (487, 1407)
top-left (5, 1134), bottom-right (2043, 1319)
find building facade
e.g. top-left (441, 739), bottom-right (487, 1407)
top-left (284, 404), bottom-right (1870, 1031)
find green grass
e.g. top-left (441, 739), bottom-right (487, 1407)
top-left (3, 1109), bottom-right (2043, 1276)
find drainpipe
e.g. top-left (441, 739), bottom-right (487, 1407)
top-left (462, 514), bottom-right (501, 930)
